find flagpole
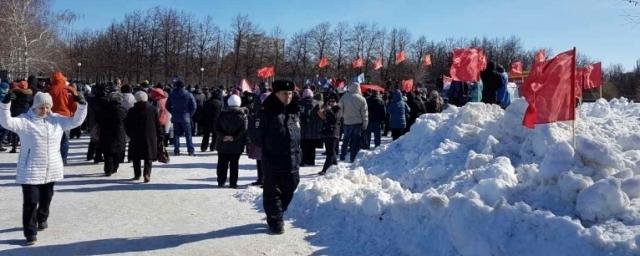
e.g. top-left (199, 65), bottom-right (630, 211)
top-left (599, 84), bottom-right (603, 99)
top-left (572, 47), bottom-right (577, 150)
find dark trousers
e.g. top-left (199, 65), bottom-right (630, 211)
top-left (322, 137), bottom-right (338, 173)
top-left (132, 158), bottom-right (152, 178)
top-left (366, 121), bottom-right (382, 149)
top-left (173, 122), bottom-right (194, 154)
top-left (200, 125), bottom-right (216, 152)
top-left (104, 152), bottom-right (124, 175)
top-left (391, 128), bottom-right (404, 140)
top-left (301, 139), bottom-right (319, 165)
top-left (263, 171), bottom-right (300, 227)
top-left (22, 183), bottom-right (55, 238)
top-left (340, 124), bottom-right (363, 162)
top-left (256, 160), bottom-right (263, 183)
top-left (217, 153), bottom-right (241, 186)
top-left (60, 132), bottom-right (69, 165)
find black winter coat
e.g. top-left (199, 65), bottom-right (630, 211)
top-left (366, 95), bottom-right (386, 123)
top-left (97, 101), bottom-right (127, 154)
top-left (10, 90), bottom-right (32, 117)
top-left (321, 105), bottom-right (342, 139)
top-left (299, 97), bottom-right (323, 140)
top-left (125, 102), bottom-right (162, 160)
top-left (257, 94), bottom-right (301, 174)
top-left (481, 63), bottom-right (502, 104)
top-left (215, 107), bottom-right (248, 154)
top-left (202, 97), bottom-right (223, 129)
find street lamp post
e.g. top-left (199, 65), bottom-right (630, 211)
top-left (77, 62), bottom-right (82, 82)
top-left (200, 67), bottom-right (205, 85)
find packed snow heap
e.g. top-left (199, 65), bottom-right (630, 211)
top-left (241, 98), bottom-right (640, 255)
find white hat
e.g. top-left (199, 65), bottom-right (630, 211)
top-left (227, 94), bottom-right (241, 107)
top-left (32, 92), bottom-right (53, 109)
top-left (134, 91), bottom-right (148, 102)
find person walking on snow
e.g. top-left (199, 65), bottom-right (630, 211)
top-left (256, 80), bottom-right (301, 234)
top-left (0, 90), bottom-right (87, 246)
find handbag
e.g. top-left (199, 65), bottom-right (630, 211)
top-left (157, 141), bottom-right (170, 163)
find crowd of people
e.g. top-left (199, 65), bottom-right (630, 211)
top-left (1, 69), bottom-right (477, 244)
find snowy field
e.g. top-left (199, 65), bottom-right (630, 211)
top-left (237, 98), bottom-right (640, 256)
top-left (0, 135), bottom-right (330, 255)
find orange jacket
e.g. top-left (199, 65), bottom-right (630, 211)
top-left (48, 72), bottom-right (77, 117)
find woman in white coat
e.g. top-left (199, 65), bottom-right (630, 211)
top-left (0, 91), bottom-right (87, 245)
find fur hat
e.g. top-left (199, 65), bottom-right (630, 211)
top-left (227, 94), bottom-right (242, 107)
top-left (134, 91), bottom-right (148, 102)
top-left (272, 80), bottom-right (295, 93)
top-left (32, 92), bottom-right (53, 109)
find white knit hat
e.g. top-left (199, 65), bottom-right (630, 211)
top-left (32, 92), bottom-right (53, 109)
top-left (134, 91), bottom-right (148, 102)
top-left (227, 94), bottom-right (241, 107)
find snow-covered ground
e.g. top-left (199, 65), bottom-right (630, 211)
top-left (238, 98), bottom-right (640, 256)
top-left (0, 136), bottom-right (328, 255)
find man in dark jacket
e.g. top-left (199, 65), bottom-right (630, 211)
top-left (365, 90), bottom-right (386, 149)
top-left (256, 80), bottom-right (301, 234)
top-left (166, 81), bottom-right (197, 156)
top-left (192, 86), bottom-right (206, 135)
top-left (480, 61), bottom-right (502, 105)
top-left (299, 88), bottom-right (323, 166)
top-left (201, 89), bottom-right (223, 152)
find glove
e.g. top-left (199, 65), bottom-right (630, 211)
top-left (74, 93), bottom-right (87, 105)
top-left (2, 93), bottom-right (15, 104)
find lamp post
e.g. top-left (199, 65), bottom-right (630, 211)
top-left (200, 67), bottom-right (205, 85)
top-left (77, 62), bottom-right (82, 82)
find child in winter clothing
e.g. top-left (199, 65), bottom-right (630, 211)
top-left (0, 91), bottom-right (87, 245)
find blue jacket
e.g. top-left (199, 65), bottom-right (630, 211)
top-left (496, 72), bottom-right (511, 108)
top-left (166, 88), bottom-right (197, 124)
top-left (387, 90), bottom-right (410, 129)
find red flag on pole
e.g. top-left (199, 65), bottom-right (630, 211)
top-left (373, 58), bottom-right (383, 70)
top-left (450, 48), bottom-right (483, 82)
top-left (521, 48), bottom-right (577, 129)
top-left (257, 66), bottom-right (274, 79)
top-left (510, 61), bottom-right (523, 74)
top-left (352, 58), bottom-right (364, 68)
top-left (395, 51), bottom-right (406, 64)
top-left (239, 78), bottom-right (253, 93)
top-left (401, 79), bottom-right (414, 92)
top-left (422, 54), bottom-right (432, 66)
top-left (318, 57), bottom-right (329, 68)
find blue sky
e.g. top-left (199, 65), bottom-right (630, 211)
top-left (53, 0), bottom-right (640, 71)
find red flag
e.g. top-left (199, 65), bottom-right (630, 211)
top-left (521, 49), bottom-right (576, 129)
top-left (478, 49), bottom-right (487, 71)
top-left (401, 79), bottom-right (414, 92)
top-left (535, 50), bottom-right (546, 63)
top-left (360, 84), bottom-right (385, 93)
top-left (373, 58), bottom-right (383, 70)
top-left (352, 58), bottom-right (364, 68)
top-left (584, 62), bottom-right (602, 90)
top-left (318, 57), bottom-right (329, 68)
top-left (511, 61), bottom-right (523, 74)
top-left (395, 51), bottom-right (406, 64)
top-left (337, 80), bottom-right (345, 89)
top-left (257, 66), bottom-right (274, 79)
top-left (450, 48), bottom-right (483, 82)
top-left (239, 78), bottom-right (252, 93)
top-left (422, 54), bottom-right (432, 66)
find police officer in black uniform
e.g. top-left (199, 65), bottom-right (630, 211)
top-left (256, 80), bottom-right (301, 234)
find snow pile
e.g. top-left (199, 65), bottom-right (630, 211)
top-left (238, 98), bottom-right (640, 255)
